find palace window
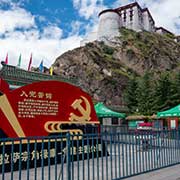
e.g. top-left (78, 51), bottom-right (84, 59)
top-left (123, 10), bottom-right (126, 22)
top-left (130, 8), bottom-right (133, 21)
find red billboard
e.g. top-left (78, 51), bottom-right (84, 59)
top-left (0, 79), bottom-right (99, 138)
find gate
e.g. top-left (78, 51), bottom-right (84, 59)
top-left (0, 129), bottom-right (180, 180)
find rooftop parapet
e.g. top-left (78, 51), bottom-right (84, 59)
top-left (0, 61), bottom-right (78, 88)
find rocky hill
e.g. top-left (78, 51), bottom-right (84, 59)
top-left (52, 28), bottom-right (180, 110)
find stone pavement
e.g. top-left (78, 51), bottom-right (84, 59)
top-left (125, 164), bottom-right (180, 180)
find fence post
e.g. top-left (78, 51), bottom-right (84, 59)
top-left (66, 133), bottom-right (71, 180)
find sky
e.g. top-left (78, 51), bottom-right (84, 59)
top-left (0, 0), bottom-right (180, 70)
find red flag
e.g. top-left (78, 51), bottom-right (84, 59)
top-left (28, 53), bottom-right (32, 71)
top-left (5, 53), bottom-right (8, 64)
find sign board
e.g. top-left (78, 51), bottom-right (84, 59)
top-left (0, 79), bottom-right (99, 138)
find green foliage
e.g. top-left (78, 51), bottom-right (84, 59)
top-left (123, 75), bottom-right (138, 113)
top-left (112, 68), bottom-right (130, 78)
top-left (163, 33), bottom-right (175, 40)
top-left (120, 27), bottom-right (137, 38)
top-left (102, 45), bottom-right (114, 55)
top-left (136, 72), bottom-right (155, 115)
top-left (153, 72), bottom-right (173, 111)
top-left (123, 71), bottom-right (180, 115)
top-left (86, 42), bottom-right (94, 48)
top-left (169, 71), bottom-right (180, 106)
top-left (119, 28), bottom-right (176, 59)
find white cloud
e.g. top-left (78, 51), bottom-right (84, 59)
top-left (73, 0), bottom-right (105, 19)
top-left (0, 3), bottom-right (82, 70)
top-left (70, 21), bottom-right (83, 35)
top-left (42, 25), bottom-right (63, 39)
top-left (0, 7), bottom-right (35, 34)
top-left (0, 0), bottom-right (103, 70)
top-left (112, 0), bottom-right (131, 7)
top-left (144, 0), bottom-right (180, 34)
top-left (71, 0), bottom-right (107, 43)
top-left (0, 32), bottom-right (82, 69)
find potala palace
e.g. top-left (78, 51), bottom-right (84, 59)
top-left (81, 2), bottom-right (178, 45)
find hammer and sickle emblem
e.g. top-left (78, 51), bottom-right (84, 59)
top-left (69, 96), bottom-right (91, 122)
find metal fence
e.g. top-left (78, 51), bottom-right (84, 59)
top-left (0, 128), bottom-right (180, 180)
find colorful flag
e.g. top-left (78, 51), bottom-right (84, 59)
top-left (28, 53), bottom-right (32, 71)
top-left (39, 60), bottom-right (44, 72)
top-left (17, 54), bottom-right (21, 67)
top-left (5, 53), bottom-right (8, 64)
top-left (50, 66), bottom-right (53, 75)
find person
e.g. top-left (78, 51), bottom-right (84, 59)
top-left (142, 138), bottom-right (149, 151)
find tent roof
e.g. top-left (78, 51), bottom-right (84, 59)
top-left (95, 102), bottom-right (126, 118)
top-left (126, 114), bottom-right (157, 120)
top-left (157, 104), bottom-right (180, 117)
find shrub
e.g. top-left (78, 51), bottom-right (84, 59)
top-left (102, 45), bottom-right (114, 55)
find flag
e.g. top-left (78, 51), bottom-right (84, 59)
top-left (5, 53), bottom-right (8, 64)
top-left (39, 60), bottom-right (44, 72)
top-left (28, 53), bottom-right (32, 71)
top-left (50, 66), bottom-right (53, 75)
top-left (17, 54), bottom-right (21, 67)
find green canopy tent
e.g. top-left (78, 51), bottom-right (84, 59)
top-left (157, 105), bottom-right (180, 129)
top-left (95, 102), bottom-right (126, 118)
top-left (157, 104), bottom-right (180, 117)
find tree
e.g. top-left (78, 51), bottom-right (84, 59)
top-left (153, 72), bottom-right (173, 111)
top-left (136, 72), bottom-right (155, 115)
top-left (123, 76), bottom-right (138, 113)
top-left (169, 71), bottom-right (180, 106)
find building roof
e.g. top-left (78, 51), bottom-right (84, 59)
top-left (95, 102), bottom-right (126, 118)
top-left (0, 61), bottom-right (77, 88)
top-left (155, 27), bottom-right (174, 35)
top-left (115, 2), bottom-right (155, 24)
top-left (126, 114), bottom-right (157, 120)
top-left (115, 2), bottom-right (141, 12)
top-left (98, 9), bottom-right (120, 17)
top-left (157, 104), bottom-right (180, 117)
top-left (98, 2), bottom-right (142, 17)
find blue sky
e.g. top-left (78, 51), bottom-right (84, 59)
top-left (0, 0), bottom-right (179, 70)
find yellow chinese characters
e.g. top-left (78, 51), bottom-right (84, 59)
top-left (20, 91), bottom-right (53, 99)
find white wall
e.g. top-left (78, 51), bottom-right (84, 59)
top-left (133, 6), bottom-right (144, 31)
top-left (156, 29), bottom-right (163, 34)
top-left (97, 11), bottom-right (121, 41)
top-left (119, 6), bottom-right (144, 32)
top-left (142, 11), bottom-right (155, 32)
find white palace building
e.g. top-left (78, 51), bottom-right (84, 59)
top-left (81, 2), bottom-right (175, 46)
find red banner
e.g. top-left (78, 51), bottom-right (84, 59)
top-left (0, 79), bottom-right (99, 137)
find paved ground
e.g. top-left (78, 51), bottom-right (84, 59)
top-left (125, 164), bottom-right (180, 180)
top-left (2, 156), bottom-right (180, 180)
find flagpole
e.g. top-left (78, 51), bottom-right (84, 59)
top-left (17, 54), bottom-right (21, 67)
top-left (5, 53), bottom-right (8, 64)
top-left (28, 53), bottom-right (32, 71)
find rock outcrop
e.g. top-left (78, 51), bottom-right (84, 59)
top-left (52, 28), bottom-right (180, 110)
